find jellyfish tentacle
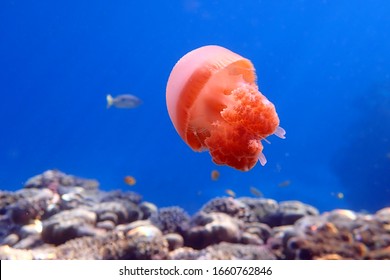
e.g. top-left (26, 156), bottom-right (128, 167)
top-left (258, 152), bottom-right (267, 166)
top-left (261, 137), bottom-right (271, 144)
top-left (274, 126), bottom-right (286, 139)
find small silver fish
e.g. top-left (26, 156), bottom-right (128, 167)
top-left (106, 94), bottom-right (142, 109)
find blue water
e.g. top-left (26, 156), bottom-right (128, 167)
top-left (1, 0), bottom-right (389, 214)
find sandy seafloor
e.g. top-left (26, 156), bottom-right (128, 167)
top-left (0, 169), bottom-right (389, 260)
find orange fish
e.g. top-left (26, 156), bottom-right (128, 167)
top-left (124, 176), bottom-right (136, 186)
top-left (166, 45), bottom-right (285, 171)
top-left (211, 170), bottom-right (220, 181)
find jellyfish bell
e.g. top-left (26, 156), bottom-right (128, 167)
top-left (166, 45), bottom-right (285, 171)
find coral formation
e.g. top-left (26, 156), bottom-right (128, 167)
top-left (150, 206), bottom-right (190, 235)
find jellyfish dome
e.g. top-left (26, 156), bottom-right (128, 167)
top-left (166, 45), bottom-right (285, 171)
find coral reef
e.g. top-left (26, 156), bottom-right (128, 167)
top-left (0, 170), bottom-right (389, 260)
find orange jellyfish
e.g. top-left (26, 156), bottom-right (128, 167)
top-left (166, 45), bottom-right (285, 171)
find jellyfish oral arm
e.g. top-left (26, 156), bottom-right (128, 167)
top-left (200, 82), bottom-right (281, 171)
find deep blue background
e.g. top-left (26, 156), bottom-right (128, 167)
top-left (1, 0), bottom-right (389, 214)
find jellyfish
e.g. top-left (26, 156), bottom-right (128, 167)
top-left (166, 45), bottom-right (285, 171)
